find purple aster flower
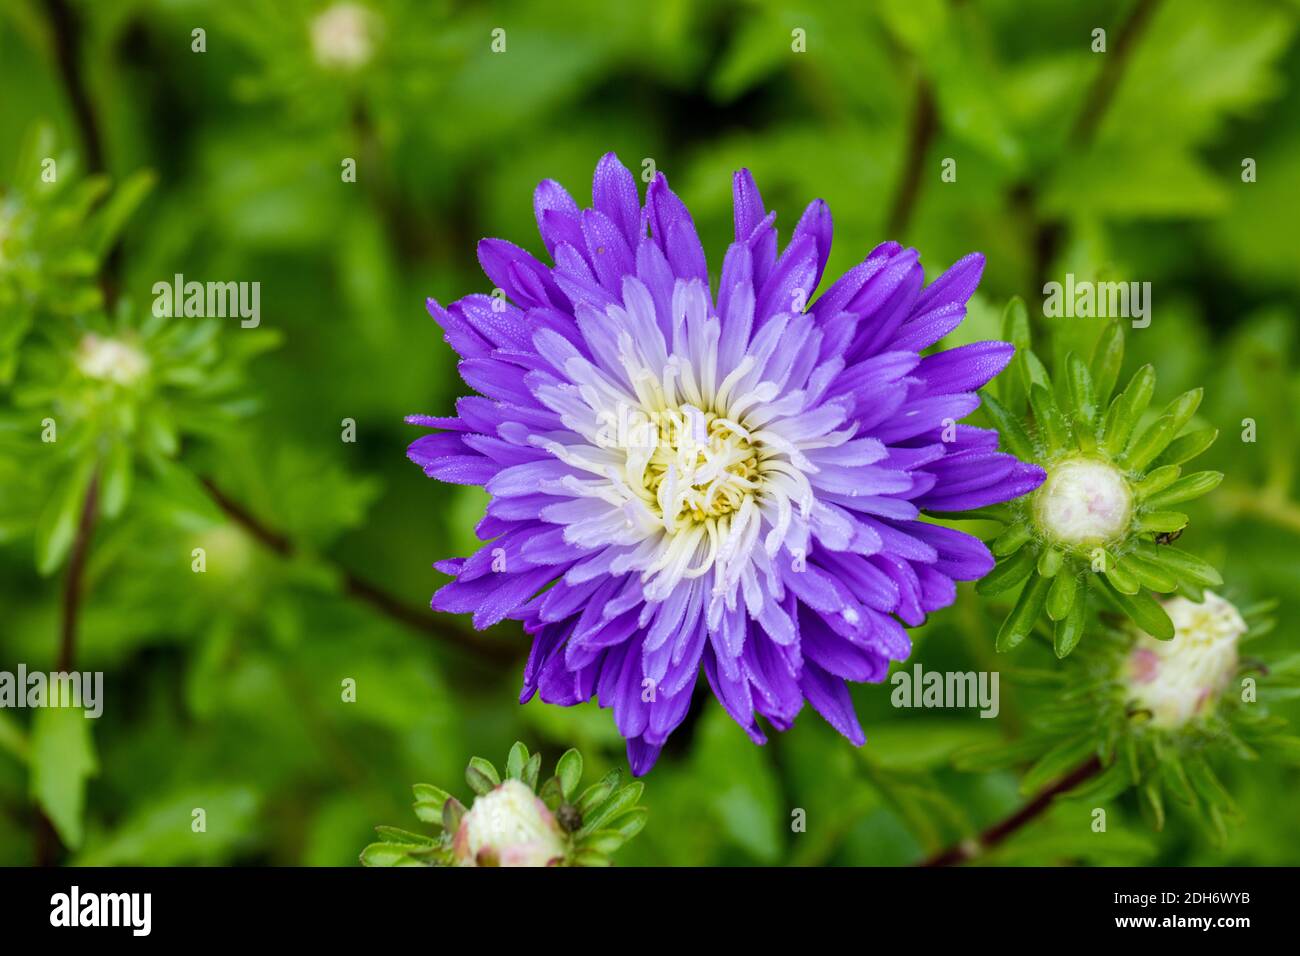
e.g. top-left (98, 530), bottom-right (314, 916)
top-left (408, 153), bottom-right (1045, 775)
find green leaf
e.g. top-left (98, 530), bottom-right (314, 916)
top-left (976, 545), bottom-right (1037, 596)
top-left (1064, 352), bottom-right (1097, 425)
top-left (1028, 383), bottom-right (1071, 455)
top-left (989, 521), bottom-right (1033, 557)
top-left (1122, 415), bottom-right (1179, 472)
top-left (99, 440), bottom-right (133, 520)
top-left (1122, 551), bottom-right (1179, 593)
top-left (556, 748), bottom-right (583, 801)
top-left (1133, 464), bottom-right (1181, 501)
top-left (1100, 577), bottom-right (1174, 639)
top-left (1154, 427), bottom-right (1217, 467)
top-left (1102, 552), bottom-right (1141, 595)
top-left (1162, 387), bottom-right (1204, 433)
top-left (1053, 586), bottom-right (1088, 658)
top-left (35, 458), bottom-right (95, 576)
top-left (466, 761), bottom-right (498, 796)
top-left (578, 782), bottom-right (644, 837)
top-left (1036, 547), bottom-right (1063, 578)
top-left (1184, 756), bottom-right (1236, 816)
top-left (505, 741), bottom-right (529, 781)
top-left (522, 752), bottom-right (542, 791)
top-left (374, 826), bottom-right (436, 846)
top-left (1143, 471), bottom-right (1223, 509)
top-left (996, 571), bottom-right (1050, 651)
top-left (1101, 365), bottom-right (1156, 457)
top-left (360, 842), bottom-right (421, 867)
top-left (1046, 567), bottom-right (1078, 622)
top-left (1089, 321), bottom-right (1125, 407)
top-left (412, 783), bottom-right (451, 824)
top-left (441, 797), bottom-right (466, 833)
top-left (89, 169), bottom-right (156, 256)
top-left (1142, 543), bottom-right (1222, 587)
top-left (980, 391), bottom-right (1037, 462)
top-left (1135, 510), bottom-right (1188, 534)
top-left (29, 707), bottom-right (98, 850)
top-left (999, 297), bottom-right (1032, 414)
top-left (576, 769), bottom-right (622, 815)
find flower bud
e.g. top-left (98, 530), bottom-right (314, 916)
top-left (1125, 592), bottom-right (1245, 729)
top-left (76, 333), bottom-right (149, 386)
top-left (310, 3), bottom-right (377, 71)
top-left (452, 779), bottom-right (567, 867)
top-left (1034, 457), bottom-right (1132, 548)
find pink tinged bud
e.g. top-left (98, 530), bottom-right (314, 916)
top-left (1124, 592), bottom-right (1245, 729)
top-left (452, 779), bottom-right (567, 867)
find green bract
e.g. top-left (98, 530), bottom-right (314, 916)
top-left (360, 741), bottom-right (648, 867)
top-left (974, 299), bottom-right (1224, 657)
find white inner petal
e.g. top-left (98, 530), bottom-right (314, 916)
top-left (550, 277), bottom-right (851, 614)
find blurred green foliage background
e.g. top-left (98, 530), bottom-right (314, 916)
top-left (1, 0), bottom-right (1299, 866)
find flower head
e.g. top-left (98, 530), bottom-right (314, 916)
top-left (310, 3), bottom-right (377, 71)
top-left (1126, 592), bottom-right (1245, 729)
top-left (75, 333), bottom-right (150, 386)
top-left (408, 154), bottom-right (1043, 774)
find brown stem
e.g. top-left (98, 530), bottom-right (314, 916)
top-left (44, 0), bottom-right (104, 173)
top-left (886, 79), bottom-right (937, 239)
top-left (1025, 0), bottom-right (1162, 294)
top-left (919, 755), bottom-right (1103, 866)
top-left (199, 478), bottom-right (515, 665)
top-left (1069, 0), bottom-right (1162, 148)
top-left (37, 469), bottom-right (102, 865)
top-left (59, 470), bottom-right (101, 672)
top-left (44, 0), bottom-right (123, 305)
